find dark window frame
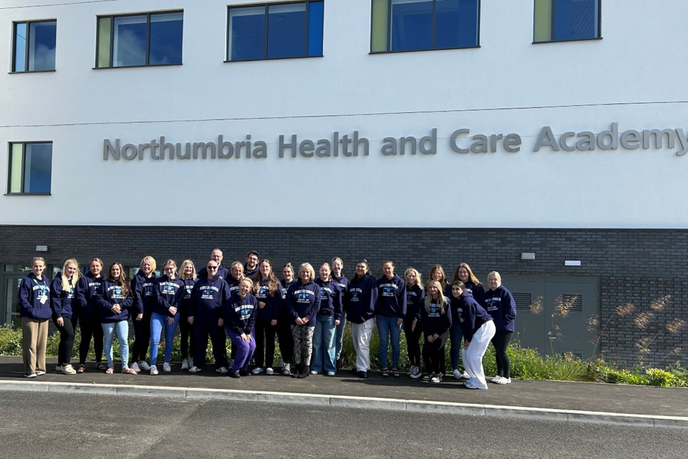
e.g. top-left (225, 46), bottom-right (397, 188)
top-left (225, 0), bottom-right (324, 62)
top-left (11, 19), bottom-right (57, 73)
top-left (6, 141), bottom-right (53, 196)
top-left (533, 0), bottom-right (602, 44)
top-left (94, 10), bottom-right (184, 69)
top-left (369, 0), bottom-right (481, 54)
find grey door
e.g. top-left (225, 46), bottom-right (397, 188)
top-left (2, 273), bottom-right (26, 327)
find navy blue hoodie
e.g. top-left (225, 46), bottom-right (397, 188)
top-left (280, 278), bottom-right (296, 318)
top-left (197, 264), bottom-right (229, 281)
top-left (132, 270), bottom-right (157, 315)
top-left (376, 274), bottom-right (407, 319)
top-left (453, 290), bottom-right (493, 342)
top-left (484, 285), bottom-right (517, 332)
top-left (18, 273), bottom-right (51, 320)
top-left (179, 278), bottom-right (196, 317)
top-left (405, 283), bottom-right (425, 322)
top-left (244, 264), bottom-right (259, 279)
top-left (345, 275), bottom-right (378, 324)
top-left (227, 276), bottom-right (244, 296)
top-left (286, 280), bottom-right (321, 327)
top-left (190, 275), bottom-right (231, 323)
top-left (98, 280), bottom-right (133, 323)
top-left (50, 274), bottom-right (77, 320)
top-left (76, 272), bottom-right (105, 319)
top-left (156, 276), bottom-right (185, 317)
top-left (254, 277), bottom-right (282, 322)
top-left (333, 274), bottom-right (349, 310)
top-left (421, 297), bottom-right (452, 338)
top-left (315, 278), bottom-right (343, 320)
top-left (462, 280), bottom-right (486, 307)
top-left (224, 292), bottom-right (258, 335)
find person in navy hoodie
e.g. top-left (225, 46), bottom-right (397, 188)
top-left (75, 258), bottom-right (106, 373)
top-left (225, 261), bottom-right (245, 367)
top-left (149, 259), bottom-right (185, 375)
top-left (19, 257), bottom-right (51, 378)
top-left (51, 259), bottom-right (81, 375)
top-left (376, 260), bottom-right (406, 378)
top-left (312, 263), bottom-right (342, 376)
top-left (484, 271), bottom-right (517, 385)
top-left (178, 259), bottom-right (197, 370)
top-left (286, 262), bottom-right (321, 378)
top-left (243, 251), bottom-right (260, 278)
top-left (223, 277), bottom-right (258, 378)
top-left (403, 268), bottom-right (425, 379)
top-left (187, 260), bottom-right (231, 374)
top-left (420, 280), bottom-right (452, 384)
top-left (251, 259), bottom-right (281, 375)
top-left (345, 260), bottom-right (378, 379)
top-left (331, 257), bottom-right (348, 366)
top-left (451, 281), bottom-right (495, 390)
top-left (197, 248), bottom-right (229, 281)
top-left (452, 263), bottom-right (486, 306)
top-left (277, 263), bottom-right (296, 376)
top-left (131, 256), bottom-right (157, 373)
top-left (98, 262), bottom-right (136, 374)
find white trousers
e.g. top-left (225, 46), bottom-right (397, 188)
top-left (462, 320), bottom-right (496, 390)
top-left (351, 319), bottom-right (374, 372)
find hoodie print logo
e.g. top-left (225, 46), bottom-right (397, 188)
top-left (36, 285), bottom-right (49, 305)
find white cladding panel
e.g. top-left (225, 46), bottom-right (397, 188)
top-left (0, 0), bottom-right (686, 227)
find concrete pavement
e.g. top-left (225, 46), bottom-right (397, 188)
top-left (1, 356), bottom-right (686, 427)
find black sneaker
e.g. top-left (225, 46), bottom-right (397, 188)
top-left (229, 371), bottom-right (240, 378)
top-left (357, 370), bottom-right (368, 379)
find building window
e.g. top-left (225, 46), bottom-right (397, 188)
top-left (96, 11), bottom-right (183, 68)
top-left (534, 0), bottom-right (600, 43)
top-left (227, 1), bottom-right (324, 61)
top-left (12, 20), bottom-right (57, 72)
top-left (371, 0), bottom-right (479, 53)
top-left (7, 143), bottom-right (52, 195)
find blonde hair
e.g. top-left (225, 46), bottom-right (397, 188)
top-left (61, 259), bottom-right (81, 291)
top-left (179, 259), bottom-right (197, 280)
top-left (299, 263), bottom-right (316, 282)
top-left (140, 256), bottom-right (157, 272)
top-left (404, 268), bottom-right (423, 289)
top-left (239, 277), bottom-right (254, 290)
top-left (32, 257), bottom-right (45, 266)
top-left (424, 280), bottom-right (447, 315)
top-left (163, 259), bottom-right (177, 278)
top-left (319, 263), bottom-right (332, 282)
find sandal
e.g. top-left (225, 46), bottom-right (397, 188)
top-left (96, 362), bottom-right (107, 371)
top-left (392, 369), bottom-right (400, 378)
top-left (381, 368), bottom-right (389, 377)
top-left (77, 364), bottom-right (85, 374)
top-left (105, 366), bottom-right (114, 375)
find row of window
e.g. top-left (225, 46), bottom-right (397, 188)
top-left (7, 142), bottom-right (52, 195)
top-left (11, 0), bottom-right (601, 72)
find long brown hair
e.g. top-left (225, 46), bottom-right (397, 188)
top-left (252, 259), bottom-right (279, 297)
top-left (452, 262), bottom-right (482, 286)
top-left (107, 262), bottom-right (130, 297)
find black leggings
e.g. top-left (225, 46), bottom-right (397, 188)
top-left (132, 310), bottom-right (152, 363)
top-left (254, 319), bottom-right (277, 368)
top-left (179, 314), bottom-right (195, 360)
top-left (78, 313), bottom-right (103, 365)
top-left (423, 331), bottom-right (449, 374)
top-left (276, 317), bottom-right (294, 365)
top-left (492, 331), bottom-right (513, 378)
top-left (403, 318), bottom-right (422, 367)
top-left (53, 316), bottom-right (76, 366)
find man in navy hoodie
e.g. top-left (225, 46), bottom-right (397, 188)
top-left (187, 260), bottom-right (231, 374)
top-left (197, 248), bottom-right (229, 281)
top-left (243, 251), bottom-right (260, 278)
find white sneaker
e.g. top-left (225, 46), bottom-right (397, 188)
top-left (188, 366), bottom-right (201, 373)
top-left (138, 361), bottom-right (151, 371)
top-left (310, 370), bottom-right (318, 375)
top-left (282, 363), bottom-right (291, 376)
top-left (130, 362), bottom-right (141, 373)
top-left (430, 373), bottom-right (440, 384)
top-left (62, 364), bottom-right (77, 375)
top-left (453, 369), bottom-right (462, 380)
top-left (495, 377), bottom-right (511, 385)
top-left (265, 367), bottom-right (274, 375)
top-left (216, 366), bottom-right (229, 374)
top-left (189, 358), bottom-right (194, 367)
top-left (491, 376), bottom-right (503, 383)
top-left (181, 358), bottom-right (189, 370)
top-left (460, 371), bottom-right (470, 380)
top-left (163, 362), bottom-right (172, 373)
top-left (408, 365), bottom-right (416, 376)
top-left (327, 371), bottom-right (336, 376)
top-left (150, 365), bottom-right (159, 375)
top-left (252, 367), bottom-right (264, 375)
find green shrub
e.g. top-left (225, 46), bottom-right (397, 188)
top-left (0, 325), bottom-right (23, 355)
top-left (645, 368), bottom-right (677, 387)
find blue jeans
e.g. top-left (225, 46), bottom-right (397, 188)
top-left (150, 312), bottom-right (180, 365)
top-left (377, 315), bottom-right (402, 369)
top-left (312, 314), bottom-right (337, 373)
top-left (450, 322), bottom-right (465, 370)
top-left (102, 320), bottom-right (129, 368)
top-left (335, 311), bottom-right (346, 361)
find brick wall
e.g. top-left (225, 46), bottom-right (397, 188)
top-left (1, 225), bottom-right (685, 368)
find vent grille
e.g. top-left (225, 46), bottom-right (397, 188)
top-left (561, 294), bottom-right (583, 312)
top-left (513, 292), bottom-right (532, 311)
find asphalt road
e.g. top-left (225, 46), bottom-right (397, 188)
top-left (1, 391), bottom-right (685, 458)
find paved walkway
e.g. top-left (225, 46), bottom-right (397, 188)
top-left (1, 357), bottom-right (686, 427)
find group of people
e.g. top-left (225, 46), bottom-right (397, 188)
top-left (18, 249), bottom-right (516, 389)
